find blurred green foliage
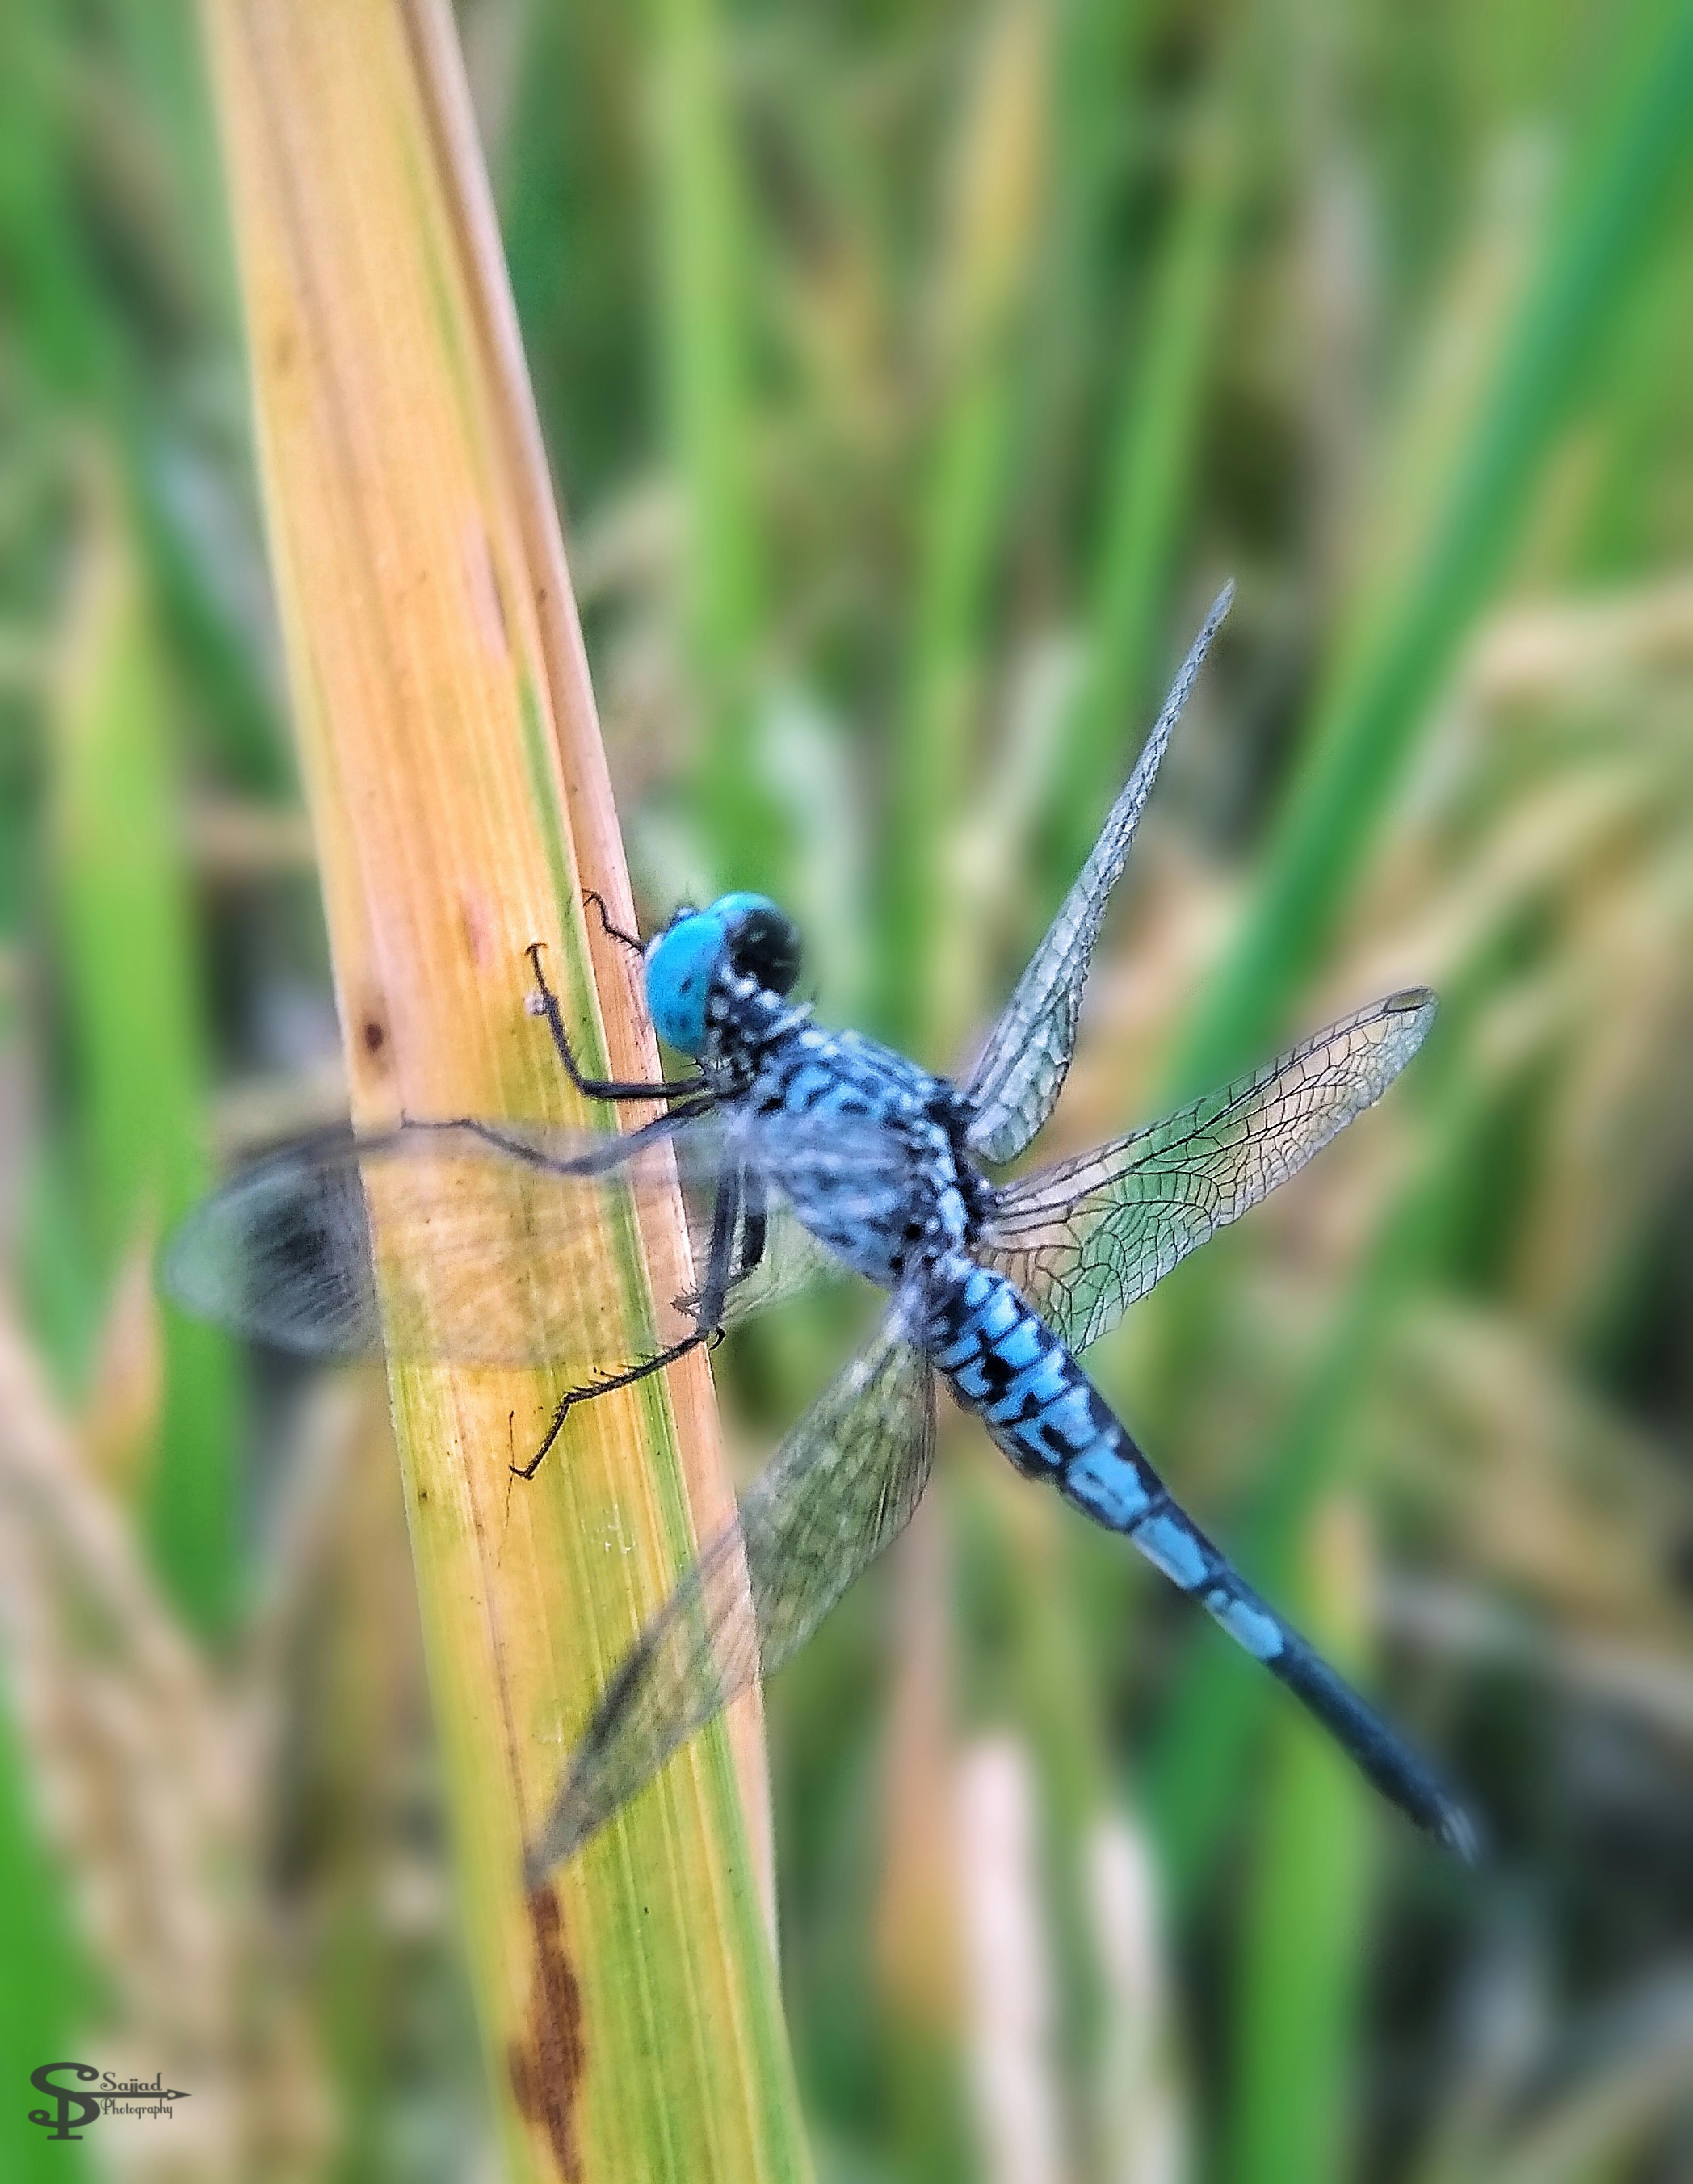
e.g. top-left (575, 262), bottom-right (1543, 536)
top-left (2, 0), bottom-right (1692, 2178)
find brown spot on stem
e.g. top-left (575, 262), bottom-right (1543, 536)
top-left (362, 1016), bottom-right (387, 1057)
top-left (459, 891), bottom-right (489, 966)
top-left (508, 1882), bottom-right (586, 2180)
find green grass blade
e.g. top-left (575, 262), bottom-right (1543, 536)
top-left (0, 8), bottom-right (288, 795)
top-left (1025, 0), bottom-right (1147, 487)
top-left (1222, 1502), bottom-right (1374, 2184)
top-left (0, 1680), bottom-right (95, 2182)
top-left (1052, 48), bottom-right (1241, 880)
top-left (1171, 0), bottom-right (1693, 1099)
top-left (1568, 205), bottom-right (1693, 581)
top-left (51, 482), bottom-right (237, 1634)
top-left (878, 0), bottom-right (1048, 1054)
top-left (655, 0), bottom-right (778, 885)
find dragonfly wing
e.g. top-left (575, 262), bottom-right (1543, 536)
top-left (981, 989), bottom-right (1437, 1353)
top-left (162, 1110), bottom-right (750, 1369)
top-left (164, 1101), bottom-right (906, 1370)
top-left (162, 1125), bottom-right (389, 1358)
top-left (529, 1298), bottom-right (937, 1871)
top-left (963, 584), bottom-right (1233, 1164)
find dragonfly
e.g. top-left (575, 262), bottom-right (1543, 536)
top-left (165, 582), bottom-right (1476, 1877)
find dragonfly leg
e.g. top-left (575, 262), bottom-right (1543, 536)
top-left (674, 1163), bottom-right (770, 1321)
top-left (510, 1327), bottom-right (719, 1478)
top-left (737, 1169), bottom-right (768, 1280)
top-left (582, 888), bottom-right (645, 955)
top-left (510, 1168), bottom-right (744, 1479)
top-left (441, 1101), bottom-right (708, 1180)
top-left (525, 941), bottom-right (711, 1103)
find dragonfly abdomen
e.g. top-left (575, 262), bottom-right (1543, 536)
top-left (924, 1257), bottom-right (1475, 1857)
top-left (926, 1260), bottom-right (1278, 1630)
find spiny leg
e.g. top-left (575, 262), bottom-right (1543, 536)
top-left (525, 941), bottom-right (710, 1102)
top-left (438, 1101), bottom-right (709, 1179)
top-left (510, 1166), bottom-right (744, 1479)
top-left (582, 888), bottom-right (645, 956)
top-left (396, 1102), bottom-right (705, 1192)
top-left (510, 1327), bottom-right (723, 1480)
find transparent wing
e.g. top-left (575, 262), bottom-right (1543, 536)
top-left (980, 990), bottom-right (1437, 1353)
top-left (162, 1108), bottom-right (896, 1371)
top-left (964, 584), bottom-right (1234, 1163)
top-left (529, 1298), bottom-right (937, 1870)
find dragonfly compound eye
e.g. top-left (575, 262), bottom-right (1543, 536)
top-left (725, 902), bottom-right (802, 998)
top-left (697, 890), bottom-right (802, 999)
top-left (645, 909), bottom-right (731, 1056)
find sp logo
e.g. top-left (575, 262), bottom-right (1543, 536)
top-left (25, 2060), bottom-right (189, 2134)
top-left (28, 2062), bottom-right (102, 2140)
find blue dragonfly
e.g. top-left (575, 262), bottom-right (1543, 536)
top-left (166, 584), bottom-right (1476, 1876)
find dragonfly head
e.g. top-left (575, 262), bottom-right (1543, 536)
top-left (645, 891), bottom-right (803, 1056)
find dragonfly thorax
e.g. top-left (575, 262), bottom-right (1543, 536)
top-left (748, 1017), bottom-right (990, 1290)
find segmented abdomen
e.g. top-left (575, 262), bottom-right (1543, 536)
top-left (923, 1256), bottom-right (1471, 1855)
top-left (926, 1259), bottom-right (1285, 1653)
